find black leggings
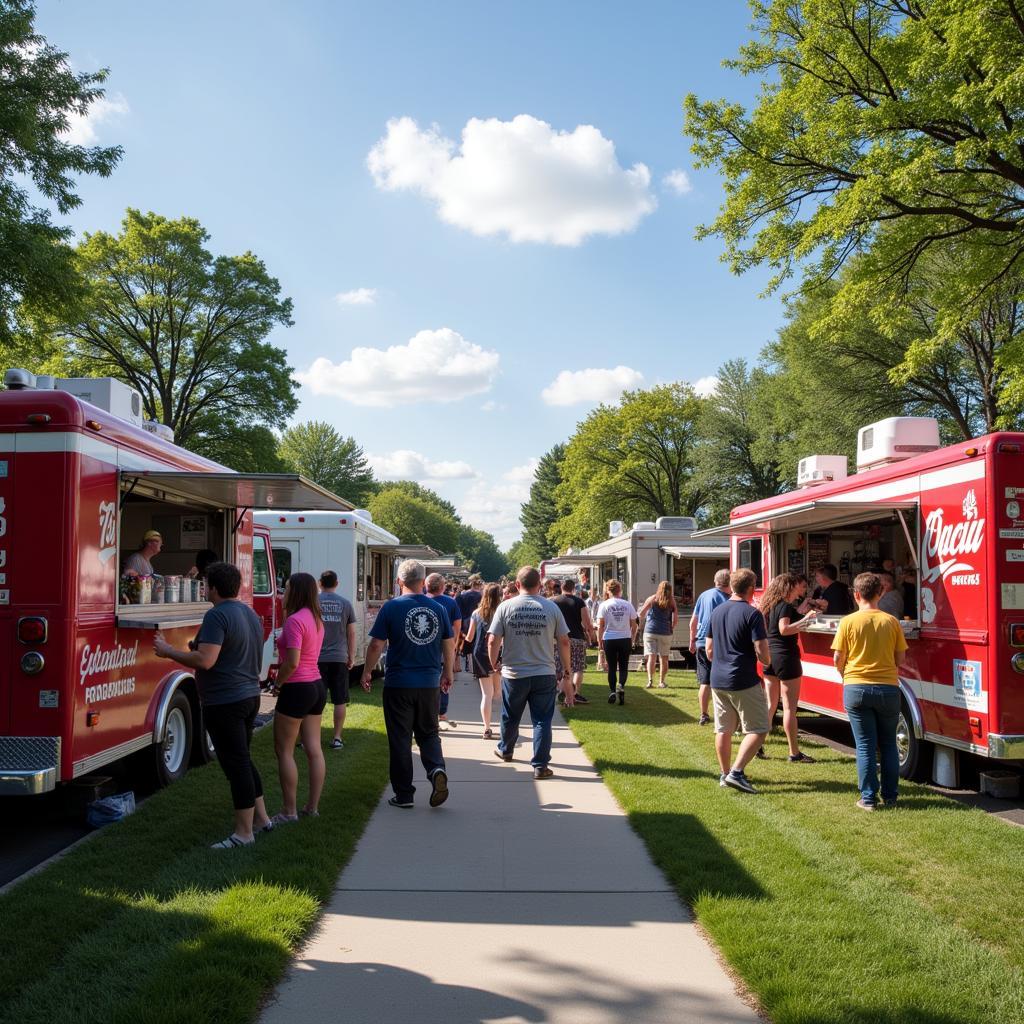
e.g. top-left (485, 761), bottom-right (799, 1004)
top-left (603, 638), bottom-right (632, 690)
top-left (203, 696), bottom-right (263, 810)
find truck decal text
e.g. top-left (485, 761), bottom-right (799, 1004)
top-left (81, 640), bottom-right (139, 703)
top-left (921, 489), bottom-right (984, 585)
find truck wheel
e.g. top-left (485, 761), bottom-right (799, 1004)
top-left (155, 691), bottom-right (193, 786)
top-left (896, 699), bottom-right (930, 781)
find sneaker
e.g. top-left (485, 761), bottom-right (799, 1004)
top-left (429, 769), bottom-right (449, 808)
top-left (645, 681), bottom-right (654, 689)
top-left (719, 772), bottom-right (728, 787)
top-left (788, 751), bottom-right (816, 763)
top-left (210, 833), bottom-right (254, 849)
top-left (855, 798), bottom-right (876, 812)
top-left (574, 693), bottom-right (589, 705)
top-left (617, 688), bottom-right (625, 706)
top-left (298, 808), bottom-right (319, 818)
top-left (439, 719), bottom-right (450, 732)
top-left (388, 796), bottom-right (414, 809)
top-left (330, 738), bottom-right (344, 750)
top-left (724, 771), bottom-right (758, 794)
top-left (533, 766), bottom-right (554, 780)
top-left (494, 746), bottom-right (513, 763)
top-left (755, 746), bottom-right (768, 760)
top-left (607, 691), bottom-right (617, 704)
top-left (698, 713), bottom-right (711, 726)
top-left (270, 812), bottom-right (299, 825)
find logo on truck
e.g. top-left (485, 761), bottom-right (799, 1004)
top-left (98, 500), bottom-right (117, 564)
top-left (921, 489), bottom-right (983, 586)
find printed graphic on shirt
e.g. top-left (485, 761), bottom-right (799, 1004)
top-left (405, 605), bottom-right (440, 645)
top-left (503, 603), bottom-right (550, 638)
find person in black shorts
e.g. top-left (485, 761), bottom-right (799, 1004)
top-left (154, 561), bottom-right (272, 848)
top-left (317, 570), bottom-right (356, 750)
top-left (759, 572), bottom-right (819, 762)
top-left (689, 570), bottom-right (731, 725)
top-left (463, 583), bottom-right (503, 738)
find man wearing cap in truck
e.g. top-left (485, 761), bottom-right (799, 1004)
top-left (124, 530), bottom-right (163, 577)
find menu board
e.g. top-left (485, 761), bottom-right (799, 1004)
top-left (787, 548), bottom-right (805, 574)
top-left (807, 534), bottom-right (830, 574)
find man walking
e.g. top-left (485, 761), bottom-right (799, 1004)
top-left (426, 573), bottom-right (461, 729)
top-left (690, 569), bottom-right (731, 726)
top-left (456, 574), bottom-right (484, 672)
top-left (488, 566), bottom-right (573, 779)
top-left (318, 570), bottom-right (356, 750)
top-left (706, 568), bottom-right (770, 794)
top-left (362, 559), bottom-right (455, 809)
top-left (552, 578), bottom-right (595, 705)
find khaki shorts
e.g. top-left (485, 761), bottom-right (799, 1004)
top-left (643, 634), bottom-right (672, 657)
top-left (712, 684), bottom-right (769, 735)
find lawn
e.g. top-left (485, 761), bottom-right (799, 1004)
top-left (0, 695), bottom-right (388, 1024)
top-left (565, 667), bottom-right (1024, 1024)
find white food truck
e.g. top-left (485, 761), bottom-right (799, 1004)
top-left (253, 509), bottom-right (401, 676)
top-left (542, 516), bottom-right (730, 661)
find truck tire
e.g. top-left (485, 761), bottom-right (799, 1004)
top-left (155, 690), bottom-right (194, 786)
top-left (897, 698), bottom-right (930, 781)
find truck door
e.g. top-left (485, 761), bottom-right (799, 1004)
top-left (271, 541), bottom-right (299, 591)
top-left (251, 528), bottom-right (278, 682)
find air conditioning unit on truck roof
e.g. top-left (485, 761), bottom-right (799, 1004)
top-left (4, 368), bottom-right (145, 427)
top-left (857, 417), bottom-right (940, 472)
top-left (798, 455), bottom-right (848, 487)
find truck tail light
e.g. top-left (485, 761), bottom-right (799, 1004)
top-left (998, 441), bottom-right (1023, 453)
top-left (20, 651), bottom-right (44, 674)
top-left (1010, 623), bottom-right (1024, 647)
top-left (26, 413), bottom-right (51, 425)
top-left (17, 616), bottom-right (48, 644)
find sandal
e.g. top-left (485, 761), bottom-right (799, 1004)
top-left (788, 752), bottom-right (817, 764)
top-left (299, 808), bottom-right (319, 817)
top-left (211, 834), bottom-right (254, 849)
top-left (483, 728), bottom-right (493, 739)
top-left (256, 820), bottom-right (274, 834)
top-left (270, 812), bottom-right (299, 826)
top-left (645, 682), bottom-right (654, 689)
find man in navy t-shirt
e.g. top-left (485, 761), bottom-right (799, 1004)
top-left (363, 559), bottom-right (455, 809)
top-left (426, 573), bottom-right (462, 728)
top-left (706, 568), bottom-right (771, 794)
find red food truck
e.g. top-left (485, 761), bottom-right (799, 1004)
top-left (0, 369), bottom-right (351, 795)
top-left (696, 417), bottom-right (1024, 780)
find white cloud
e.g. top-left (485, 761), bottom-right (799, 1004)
top-left (368, 450), bottom-right (478, 483)
top-left (296, 327), bottom-right (500, 407)
top-left (458, 460), bottom-right (539, 546)
top-left (693, 375), bottom-right (719, 397)
top-left (662, 168), bottom-right (693, 196)
top-left (336, 287), bottom-right (378, 306)
top-left (61, 93), bottom-right (129, 146)
top-left (367, 114), bottom-right (657, 246)
top-left (541, 365), bottom-right (644, 407)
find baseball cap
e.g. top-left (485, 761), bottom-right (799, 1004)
top-left (143, 530), bottom-right (163, 541)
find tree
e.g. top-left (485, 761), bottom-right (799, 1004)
top-left (518, 445), bottom-right (565, 563)
top-left (551, 384), bottom-right (707, 549)
top-left (685, 1), bottom-right (1024, 304)
top-left (0, 1), bottom-right (122, 343)
top-left (456, 524), bottom-right (509, 581)
top-left (696, 359), bottom-right (789, 523)
top-left (367, 488), bottom-right (460, 553)
top-left (32, 209), bottom-right (296, 455)
top-left (374, 480), bottom-right (459, 521)
top-left (503, 539), bottom-right (534, 575)
top-left (191, 419), bottom-right (286, 473)
top-left (278, 421), bottom-right (376, 505)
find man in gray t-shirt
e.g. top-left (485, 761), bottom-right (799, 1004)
top-left (318, 570), bottom-right (357, 749)
top-left (488, 566), bottom-right (572, 778)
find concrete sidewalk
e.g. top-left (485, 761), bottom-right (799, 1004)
top-left (260, 672), bottom-right (761, 1024)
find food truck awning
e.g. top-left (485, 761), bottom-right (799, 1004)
top-left (692, 499), bottom-right (919, 538)
top-left (661, 545), bottom-right (730, 559)
top-left (120, 471), bottom-right (355, 511)
top-left (544, 555), bottom-right (600, 567)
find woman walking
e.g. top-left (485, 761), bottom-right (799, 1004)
top-left (463, 583), bottom-right (503, 738)
top-left (597, 580), bottom-right (638, 705)
top-left (273, 572), bottom-right (326, 823)
top-left (832, 573), bottom-right (908, 810)
top-left (638, 582), bottom-right (677, 689)
top-left (760, 572), bottom-right (819, 762)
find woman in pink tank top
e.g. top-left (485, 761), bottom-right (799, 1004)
top-left (272, 572), bottom-right (326, 822)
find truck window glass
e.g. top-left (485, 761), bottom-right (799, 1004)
top-left (252, 535), bottom-right (272, 596)
top-left (273, 547), bottom-right (292, 590)
top-left (738, 538), bottom-right (763, 588)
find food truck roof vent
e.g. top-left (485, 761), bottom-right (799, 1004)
top-left (55, 376), bottom-right (145, 427)
top-left (609, 520), bottom-right (625, 537)
top-left (632, 521), bottom-right (657, 531)
top-left (142, 420), bottom-right (175, 442)
top-left (655, 516), bottom-right (697, 531)
top-left (797, 455), bottom-right (848, 488)
top-left (353, 509), bottom-right (373, 521)
top-left (4, 368), bottom-right (37, 390)
top-left (857, 417), bottom-right (940, 472)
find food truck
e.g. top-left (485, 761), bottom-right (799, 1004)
top-left (695, 417), bottom-right (1024, 779)
top-left (253, 510), bottom-right (401, 676)
top-left (0, 369), bottom-right (352, 795)
top-left (542, 517), bottom-right (730, 660)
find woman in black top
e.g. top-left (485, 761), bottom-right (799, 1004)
top-left (760, 572), bottom-right (819, 763)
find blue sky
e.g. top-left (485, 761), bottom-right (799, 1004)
top-left (39, 0), bottom-right (783, 547)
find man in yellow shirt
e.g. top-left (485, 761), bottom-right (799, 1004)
top-left (832, 572), bottom-right (908, 811)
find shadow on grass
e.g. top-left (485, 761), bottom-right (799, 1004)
top-left (592, 757), bottom-right (714, 782)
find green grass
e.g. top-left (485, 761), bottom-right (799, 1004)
top-left (566, 667), bottom-right (1024, 1024)
top-left (0, 695), bottom-right (388, 1024)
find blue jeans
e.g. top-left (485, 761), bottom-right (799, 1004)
top-left (843, 684), bottom-right (901, 805)
top-left (498, 674), bottom-right (557, 768)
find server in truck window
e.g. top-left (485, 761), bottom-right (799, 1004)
top-left (809, 564), bottom-right (855, 615)
top-left (124, 528), bottom-right (163, 577)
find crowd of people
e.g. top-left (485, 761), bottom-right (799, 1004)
top-left (153, 554), bottom-right (907, 848)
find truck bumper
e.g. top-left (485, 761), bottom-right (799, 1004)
top-left (988, 734), bottom-right (1024, 759)
top-left (0, 737), bottom-right (60, 795)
